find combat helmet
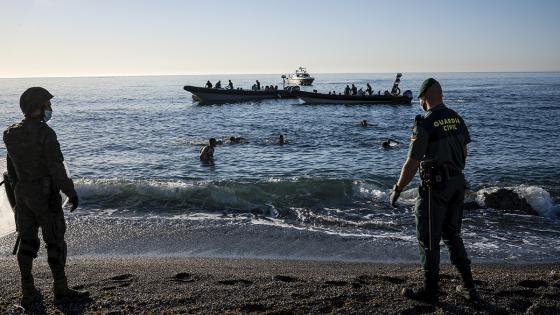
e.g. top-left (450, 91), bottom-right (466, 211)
top-left (20, 87), bottom-right (53, 116)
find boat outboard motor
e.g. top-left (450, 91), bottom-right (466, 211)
top-left (391, 73), bottom-right (403, 95)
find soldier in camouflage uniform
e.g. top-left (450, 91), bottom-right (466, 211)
top-left (390, 79), bottom-right (479, 303)
top-left (3, 87), bottom-right (88, 305)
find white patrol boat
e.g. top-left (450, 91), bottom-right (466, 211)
top-left (286, 67), bottom-right (315, 86)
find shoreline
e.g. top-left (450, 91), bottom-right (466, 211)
top-left (0, 257), bottom-right (558, 314)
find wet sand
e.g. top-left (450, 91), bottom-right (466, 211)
top-left (0, 257), bottom-right (559, 314)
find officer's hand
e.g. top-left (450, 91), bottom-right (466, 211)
top-left (390, 184), bottom-right (402, 208)
top-left (68, 195), bottom-right (79, 212)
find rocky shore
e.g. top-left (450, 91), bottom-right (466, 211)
top-left (0, 257), bottom-right (559, 314)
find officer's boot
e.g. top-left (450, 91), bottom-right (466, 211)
top-left (53, 277), bottom-right (89, 304)
top-left (20, 277), bottom-right (42, 306)
top-left (402, 271), bottom-right (439, 304)
top-left (456, 266), bottom-right (480, 302)
top-left (18, 256), bottom-right (41, 305)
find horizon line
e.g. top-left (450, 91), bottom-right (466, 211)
top-left (1, 70), bottom-right (560, 80)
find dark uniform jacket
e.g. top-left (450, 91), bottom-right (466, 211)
top-left (408, 104), bottom-right (470, 172)
top-left (3, 117), bottom-right (76, 199)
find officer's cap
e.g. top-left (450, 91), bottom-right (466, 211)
top-left (20, 87), bottom-right (53, 116)
top-left (417, 78), bottom-right (439, 99)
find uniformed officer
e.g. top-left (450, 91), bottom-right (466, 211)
top-left (3, 87), bottom-right (88, 305)
top-left (390, 78), bottom-right (479, 303)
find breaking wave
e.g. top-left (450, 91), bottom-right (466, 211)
top-left (76, 177), bottom-right (386, 215)
top-left (75, 178), bottom-right (559, 219)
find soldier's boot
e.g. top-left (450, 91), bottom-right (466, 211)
top-left (402, 272), bottom-right (439, 304)
top-left (53, 277), bottom-right (89, 304)
top-left (18, 252), bottom-right (41, 305)
top-left (455, 266), bottom-right (480, 302)
top-left (20, 278), bottom-right (42, 306)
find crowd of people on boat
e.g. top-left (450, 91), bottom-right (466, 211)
top-left (322, 83), bottom-right (397, 97)
top-left (251, 80), bottom-right (279, 91)
top-left (330, 83), bottom-right (389, 96)
top-left (204, 80), bottom-right (279, 91)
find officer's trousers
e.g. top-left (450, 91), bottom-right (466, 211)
top-left (14, 181), bottom-right (67, 282)
top-left (414, 175), bottom-right (471, 274)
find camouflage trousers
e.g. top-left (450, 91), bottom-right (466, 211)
top-left (14, 180), bottom-right (67, 282)
top-left (414, 175), bottom-right (471, 273)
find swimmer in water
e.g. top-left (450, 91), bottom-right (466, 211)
top-left (200, 138), bottom-right (217, 161)
top-left (381, 138), bottom-right (399, 149)
top-left (361, 120), bottom-right (368, 127)
top-left (277, 134), bottom-right (285, 144)
top-left (229, 136), bottom-right (246, 144)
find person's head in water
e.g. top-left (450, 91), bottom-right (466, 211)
top-left (278, 134), bottom-right (284, 144)
top-left (418, 78), bottom-right (443, 112)
top-left (381, 140), bottom-right (390, 149)
top-left (361, 120), bottom-right (368, 127)
top-left (209, 138), bottom-right (217, 147)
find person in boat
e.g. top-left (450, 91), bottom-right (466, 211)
top-left (227, 80), bottom-right (234, 89)
top-left (333, 90), bottom-right (336, 95)
top-left (366, 83), bottom-right (373, 95)
top-left (381, 138), bottom-right (399, 149)
top-left (277, 134), bottom-right (285, 145)
top-left (256, 80), bottom-right (261, 90)
top-left (328, 92), bottom-right (332, 95)
top-left (358, 87), bottom-right (365, 96)
top-left (351, 84), bottom-right (358, 95)
top-left (215, 81), bottom-right (222, 89)
top-left (361, 120), bottom-right (368, 127)
top-left (344, 85), bottom-right (351, 95)
top-left (251, 84), bottom-right (258, 91)
top-left (274, 85), bottom-right (278, 90)
top-left (200, 138), bottom-right (217, 161)
top-left (205, 80), bottom-right (213, 88)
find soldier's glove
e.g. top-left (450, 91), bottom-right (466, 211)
top-left (390, 184), bottom-right (402, 208)
top-left (68, 195), bottom-right (79, 212)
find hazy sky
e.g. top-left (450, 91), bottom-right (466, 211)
top-left (1, 0), bottom-right (559, 77)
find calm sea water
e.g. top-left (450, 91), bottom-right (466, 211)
top-left (0, 73), bottom-right (559, 262)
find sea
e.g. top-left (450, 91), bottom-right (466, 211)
top-left (0, 72), bottom-right (559, 263)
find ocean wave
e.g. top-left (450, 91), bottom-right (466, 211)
top-left (75, 177), bottom-right (385, 215)
top-left (75, 178), bottom-right (559, 219)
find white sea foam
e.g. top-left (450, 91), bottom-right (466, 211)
top-left (475, 185), bottom-right (559, 218)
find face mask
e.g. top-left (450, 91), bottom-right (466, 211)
top-left (420, 99), bottom-right (428, 112)
top-left (43, 110), bottom-right (53, 122)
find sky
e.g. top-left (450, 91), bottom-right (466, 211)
top-left (0, 0), bottom-right (559, 78)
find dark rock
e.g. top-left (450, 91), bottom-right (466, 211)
top-left (483, 189), bottom-right (537, 215)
